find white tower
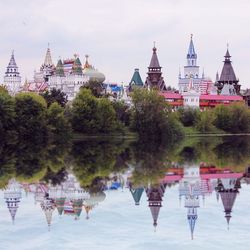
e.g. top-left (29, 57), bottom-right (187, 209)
top-left (178, 35), bottom-right (204, 93)
top-left (3, 51), bottom-right (22, 95)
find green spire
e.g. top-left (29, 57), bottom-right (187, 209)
top-left (56, 59), bottom-right (65, 77)
top-left (130, 68), bottom-right (143, 86)
top-left (72, 56), bottom-right (82, 75)
top-left (130, 187), bottom-right (144, 205)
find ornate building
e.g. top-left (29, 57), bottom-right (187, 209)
top-left (145, 44), bottom-right (166, 91)
top-left (48, 55), bottom-right (105, 101)
top-left (3, 51), bottom-right (22, 95)
top-left (217, 48), bottom-right (240, 94)
top-left (178, 35), bottom-right (205, 93)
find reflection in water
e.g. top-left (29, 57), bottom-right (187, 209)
top-left (0, 135), bottom-right (250, 246)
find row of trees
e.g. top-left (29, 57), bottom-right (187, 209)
top-left (177, 103), bottom-right (250, 133)
top-left (1, 86), bottom-right (250, 146)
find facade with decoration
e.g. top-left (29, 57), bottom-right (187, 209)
top-left (23, 47), bottom-right (105, 101)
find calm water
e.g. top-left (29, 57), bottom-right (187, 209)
top-left (0, 136), bottom-right (250, 250)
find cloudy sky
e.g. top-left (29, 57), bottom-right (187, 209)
top-left (0, 0), bottom-right (250, 88)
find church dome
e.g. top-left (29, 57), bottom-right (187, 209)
top-left (82, 55), bottom-right (105, 84)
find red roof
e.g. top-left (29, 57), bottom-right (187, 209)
top-left (160, 92), bottom-right (182, 99)
top-left (200, 94), bottom-right (243, 101)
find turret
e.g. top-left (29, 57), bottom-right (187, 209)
top-left (4, 51), bottom-right (22, 95)
top-left (145, 43), bottom-right (166, 91)
top-left (218, 47), bottom-right (240, 94)
top-left (128, 68), bottom-right (144, 91)
top-left (40, 45), bottom-right (55, 82)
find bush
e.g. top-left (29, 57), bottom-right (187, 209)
top-left (177, 107), bottom-right (201, 127)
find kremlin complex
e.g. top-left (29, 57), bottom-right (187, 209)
top-left (1, 35), bottom-right (250, 108)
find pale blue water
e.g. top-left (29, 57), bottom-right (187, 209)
top-left (1, 183), bottom-right (250, 250)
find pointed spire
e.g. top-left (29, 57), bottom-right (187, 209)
top-left (130, 187), bottom-right (144, 205)
top-left (188, 212), bottom-right (197, 240)
top-left (56, 58), bottom-right (65, 77)
top-left (187, 34), bottom-right (197, 59)
top-left (44, 44), bottom-right (53, 66)
top-left (72, 56), bottom-right (83, 75)
top-left (149, 43), bottom-right (161, 68)
top-left (129, 69), bottom-right (144, 89)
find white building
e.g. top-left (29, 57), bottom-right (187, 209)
top-left (3, 51), bottom-right (22, 95)
top-left (182, 78), bottom-right (200, 108)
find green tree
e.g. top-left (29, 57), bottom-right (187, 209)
top-left (228, 103), bottom-right (250, 133)
top-left (71, 88), bottom-right (120, 134)
top-left (41, 88), bottom-right (68, 107)
top-left (71, 88), bottom-right (99, 133)
top-left (112, 100), bottom-right (131, 126)
top-left (97, 98), bottom-right (117, 133)
top-left (131, 88), bottom-right (183, 140)
top-left (47, 102), bottom-right (72, 142)
top-left (0, 91), bottom-right (16, 144)
top-left (15, 93), bottom-right (48, 143)
top-left (213, 104), bottom-right (231, 131)
top-left (177, 107), bottom-right (200, 127)
top-left (195, 110), bottom-right (215, 133)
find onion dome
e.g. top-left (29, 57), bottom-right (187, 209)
top-left (4, 179), bottom-right (22, 224)
top-left (82, 55), bottom-right (105, 84)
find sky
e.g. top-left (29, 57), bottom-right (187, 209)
top-left (0, 0), bottom-right (250, 89)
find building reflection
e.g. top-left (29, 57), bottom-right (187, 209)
top-left (0, 165), bottom-right (246, 238)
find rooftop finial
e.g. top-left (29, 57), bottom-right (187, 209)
top-left (12, 50), bottom-right (14, 56)
top-left (48, 42), bottom-right (50, 48)
top-left (191, 33), bottom-right (193, 39)
top-left (227, 43), bottom-right (229, 49)
top-left (153, 41), bottom-right (156, 48)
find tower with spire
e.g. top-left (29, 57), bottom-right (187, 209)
top-left (145, 43), bottom-right (166, 91)
top-left (146, 183), bottom-right (166, 229)
top-left (217, 47), bottom-right (240, 94)
top-left (40, 44), bottom-right (55, 82)
top-left (216, 177), bottom-right (240, 229)
top-left (4, 179), bottom-right (22, 224)
top-left (3, 51), bottom-right (22, 95)
top-left (178, 35), bottom-right (205, 93)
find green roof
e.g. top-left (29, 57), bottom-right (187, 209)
top-left (56, 59), bottom-right (65, 77)
top-left (130, 69), bottom-right (143, 86)
top-left (72, 57), bottom-right (83, 75)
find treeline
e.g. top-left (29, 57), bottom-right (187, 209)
top-left (177, 103), bottom-right (250, 133)
top-left (1, 86), bottom-right (250, 146)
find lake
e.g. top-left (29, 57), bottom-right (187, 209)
top-left (0, 136), bottom-right (250, 250)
